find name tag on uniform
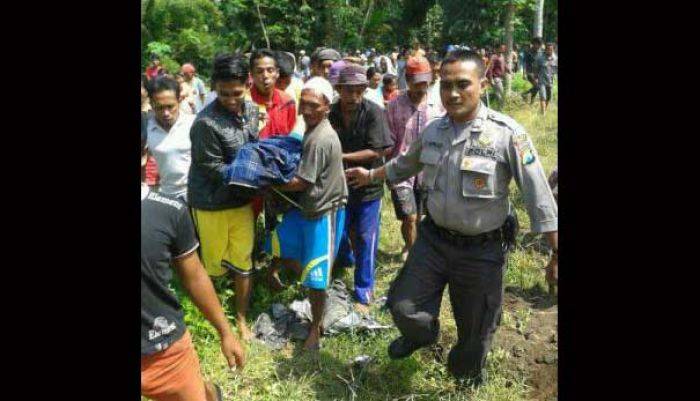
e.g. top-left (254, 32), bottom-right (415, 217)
top-left (460, 157), bottom-right (496, 174)
top-left (465, 146), bottom-right (496, 159)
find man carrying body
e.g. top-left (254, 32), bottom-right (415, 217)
top-left (346, 50), bottom-right (558, 384)
top-left (141, 117), bottom-right (245, 401)
top-left (182, 63), bottom-right (207, 113)
top-left (188, 54), bottom-right (260, 341)
top-left (146, 75), bottom-right (195, 201)
top-left (329, 64), bottom-right (393, 308)
top-left (385, 56), bottom-right (437, 261)
top-left (267, 77), bottom-right (348, 350)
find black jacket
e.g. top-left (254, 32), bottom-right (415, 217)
top-left (187, 100), bottom-right (260, 210)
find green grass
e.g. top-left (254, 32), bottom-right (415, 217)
top-left (150, 98), bottom-right (557, 401)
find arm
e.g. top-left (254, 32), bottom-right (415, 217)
top-left (174, 252), bottom-right (246, 369)
top-left (506, 128), bottom-right (558, 285)
top-left (189, 121), bottom-right (230, 183)
top-left (276, 176), bottom-right (311, 192)
top-left (346, 134), bottom-right (423, 188)
top-left (343, 148), bottom-right (384, 164)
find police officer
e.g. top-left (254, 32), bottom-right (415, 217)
top-left (346, 49), bottom-right (558, 384)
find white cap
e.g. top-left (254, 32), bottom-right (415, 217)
top-left (303, 77), bottom-right (334, 105)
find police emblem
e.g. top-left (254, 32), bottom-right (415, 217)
top-left (473, 177), bottom-right (486, 190)
top-left (522, 150), bottom-right (536, 165)
top-left (478, 134), bottom-right (491, 146)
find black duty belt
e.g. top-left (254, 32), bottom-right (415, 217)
top-left (425, 214), bottom-right (502, 246)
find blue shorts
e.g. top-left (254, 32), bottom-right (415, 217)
top-left (265, 207), bottom-right (346, 290)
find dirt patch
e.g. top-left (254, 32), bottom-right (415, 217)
top-left (495, 287), bottom-right (558, 401)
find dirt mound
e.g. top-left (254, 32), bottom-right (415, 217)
top-left (495, 287), bottom-right (558, 401)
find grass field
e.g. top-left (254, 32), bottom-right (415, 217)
top-left (154, 81), bottom-right (558, 401)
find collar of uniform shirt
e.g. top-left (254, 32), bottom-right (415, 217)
top-left (448, 102), bottom-right (487, 145)
top-left (150, 112), bottom-right (186, 134)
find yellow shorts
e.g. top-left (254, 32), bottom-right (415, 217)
top-left (191, 204), bottom-right (254, 277)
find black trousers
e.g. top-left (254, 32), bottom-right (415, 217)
top-left (387, 219), bottom-right (505, 381)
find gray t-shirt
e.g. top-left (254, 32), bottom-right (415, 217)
top-left (296, 119), bottom-right (348, 218)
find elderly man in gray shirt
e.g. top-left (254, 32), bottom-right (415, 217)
top-left (346, 50), bottom-right (557, 384)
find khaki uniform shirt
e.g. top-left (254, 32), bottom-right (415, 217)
top-left (385, 103), bottom-right (557, 236)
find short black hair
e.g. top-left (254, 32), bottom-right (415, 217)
top-left (147, 75), bottom-right (180, 100)
top-left (383, 74), bottom-right (397, 86)
top-left (275, 51), bottom-right (295, 77)
top-left (249, 48), bottom-right (278, 70)
top-left (211, 54), bottom-right (249, 84)
top-left (366, 67), bottom-right (380, 80)
top-left (441, 49), bottom-right (486, 78)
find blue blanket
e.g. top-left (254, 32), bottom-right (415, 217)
top-left (225, 135), bottom-right (302, 189)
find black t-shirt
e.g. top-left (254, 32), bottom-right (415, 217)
top-left (141, 187), bottom-right (199, 355)
top-left (329, 99), bottom-right (393, 203)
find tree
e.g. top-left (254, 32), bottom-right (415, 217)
top-left (533, 0), bottom-right (544, 38)
top-left (421, 2), bottom-right (444, 52)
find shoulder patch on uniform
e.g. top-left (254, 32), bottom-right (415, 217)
top-left (147, 192), bottom-right (185, 211)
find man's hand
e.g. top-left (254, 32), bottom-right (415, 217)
top-left (221, 333), bottom-right (246, 370)
top-left (345, 167), bottom-right (371, 188)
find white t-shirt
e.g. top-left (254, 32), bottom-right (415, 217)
top-left (364, 87), bottom-right (384, 109)
top-left (427, 80), bottom-right (445, 120)
top-left (147, 114), bottom-right (195, 199)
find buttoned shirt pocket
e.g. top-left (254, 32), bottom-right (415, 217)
top-left (460, 157), bottom-right (497, 198)
top-left (419, 146), bottom-right (442, 190)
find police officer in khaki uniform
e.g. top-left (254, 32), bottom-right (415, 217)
top-left (346, 49), bottom-right (558, 384)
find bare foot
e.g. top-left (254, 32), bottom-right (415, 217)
top-left (237, 318), bottom-right (253, 342)
top-left (303, 328), bottom-right (321, 351)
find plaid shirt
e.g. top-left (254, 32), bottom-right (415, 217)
top-left (385, 93), bottom-right (431, 189)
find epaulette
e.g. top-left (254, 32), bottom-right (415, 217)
top-left (486, 109), bottom-right (526, 136)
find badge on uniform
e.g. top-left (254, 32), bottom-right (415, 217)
top-left (460, 157), bottom-right (472, 170)
top-left (521, 149), bottom-right (536, 165)
top-left (473, 177), bottom-right (486, 190)
top-left (478, 133), bottom-right (492, 146)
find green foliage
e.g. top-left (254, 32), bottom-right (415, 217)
top-left (141, 0), bottom-right (557, 79)
top-left (421, 2), bottom-right (445, 51)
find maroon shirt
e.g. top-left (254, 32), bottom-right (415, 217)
top-left (487, 54), bottom-right (508, 79)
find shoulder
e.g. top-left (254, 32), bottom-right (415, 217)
top-left (145, 192), bottom-right (187, 213)
top-left (363, 99), bottom-right (385, 118)
top-left (484, 108), bottom-right (528, 141)
top-left (421, 115), bottom-right (447, 142)
top-left (276, 89), bottom-right (295, 108)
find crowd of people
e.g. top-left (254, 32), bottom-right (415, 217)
top-left (141, 39), bottom-right (558, 401)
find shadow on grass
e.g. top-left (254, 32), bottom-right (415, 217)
top-left (505, 285), bottom-right (557, 310)
top-left (272, 341), bottom-right (423, 401)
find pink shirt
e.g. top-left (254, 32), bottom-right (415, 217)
top-left (385, 93), bottom-right (429, 189)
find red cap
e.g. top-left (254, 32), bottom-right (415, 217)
top-left (406, 56), bottom-right (432, 83)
